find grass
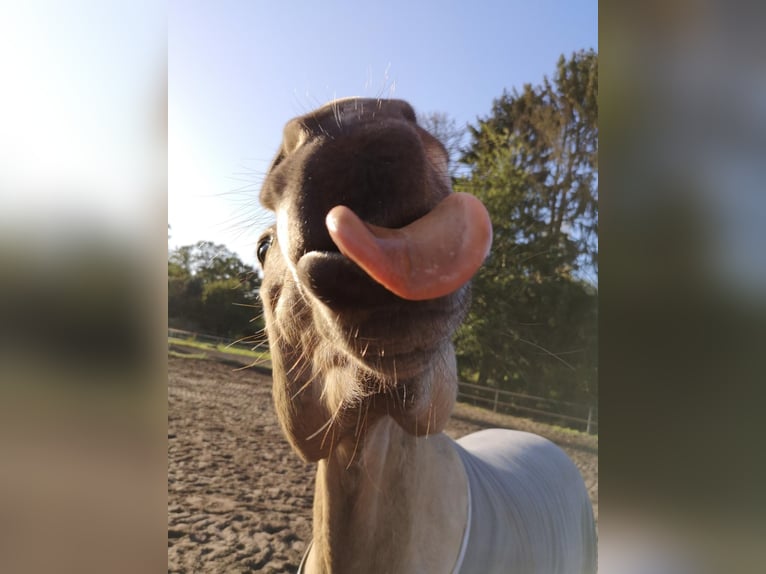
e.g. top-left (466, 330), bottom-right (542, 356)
top-left (168, 349), bottom-right (207, 360)
top-left (168, 337), bottom-right (271, 363)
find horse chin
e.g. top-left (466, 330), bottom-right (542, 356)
top-left (382, 348), bottom-right (459, 437)
top-left (390, 388), bottom-right (455, 437)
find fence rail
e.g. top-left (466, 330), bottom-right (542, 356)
top-left (168, 329), bottom-right (597, 434)
top-left (456, 381), bottom-right (598, 434)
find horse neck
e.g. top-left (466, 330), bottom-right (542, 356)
top-left (305, 417), bottom-right (468, 574)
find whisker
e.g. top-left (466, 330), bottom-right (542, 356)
top-left (306, 415), bottom-right (334, 442)
top-left (290, 369), bottom-right (321, 401)
top-left (346, 400), bottom-right (368, 470)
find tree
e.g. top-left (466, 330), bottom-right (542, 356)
top-left (464, 49), bottom-right (598, 271)
top-left (417, 110), bottom-right (467, 178)
top-left (168, 241), bottom-right (263, 340)
top-left (200, 278), bottom-right (259, 339)
top-left (455, 50), bottom-right (598, 404)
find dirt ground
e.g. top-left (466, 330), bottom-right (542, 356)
top-left (168, 354), bottom-right (598, 573)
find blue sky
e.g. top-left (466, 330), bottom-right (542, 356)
top-left (168, 0), bottom-right (598, 267)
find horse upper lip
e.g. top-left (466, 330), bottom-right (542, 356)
top-left (295, 250), bottom-right (399, 309)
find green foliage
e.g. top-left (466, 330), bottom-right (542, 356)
top-left (455, 50), bottom-right (598, 405)
top-left (200, 278), bottom-right (256, 337)
top-left (464, 48), bottom-right (598, 271)
top-left (168, 241), bottom-right (264, 341)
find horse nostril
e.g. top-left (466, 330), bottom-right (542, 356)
top-left (283, 121), bottom-right (310, 154)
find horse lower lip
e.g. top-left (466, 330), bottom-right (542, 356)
top-left (295, 251), bottom-right (466, 368)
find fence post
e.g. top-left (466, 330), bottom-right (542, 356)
top-left (493, 389), bottom-right (499, 412)
top-left (586, 406), bottom-right (593, 434)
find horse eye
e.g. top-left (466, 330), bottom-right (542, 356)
top-left (256, 234), bottom-right (273, 266)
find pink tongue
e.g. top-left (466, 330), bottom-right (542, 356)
top-left (325, 193), bottom-right (492, 301)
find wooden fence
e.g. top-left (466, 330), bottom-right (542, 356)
top-left (456, 381), bottom-right (597, 434)
top-left (168, 329), bottom-right (597, 434)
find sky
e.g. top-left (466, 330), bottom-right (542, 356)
top-left (168, 0), bottom-right (598, 267)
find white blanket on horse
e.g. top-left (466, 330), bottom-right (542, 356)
top-left (452, 429), bottom-right (596, 574)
